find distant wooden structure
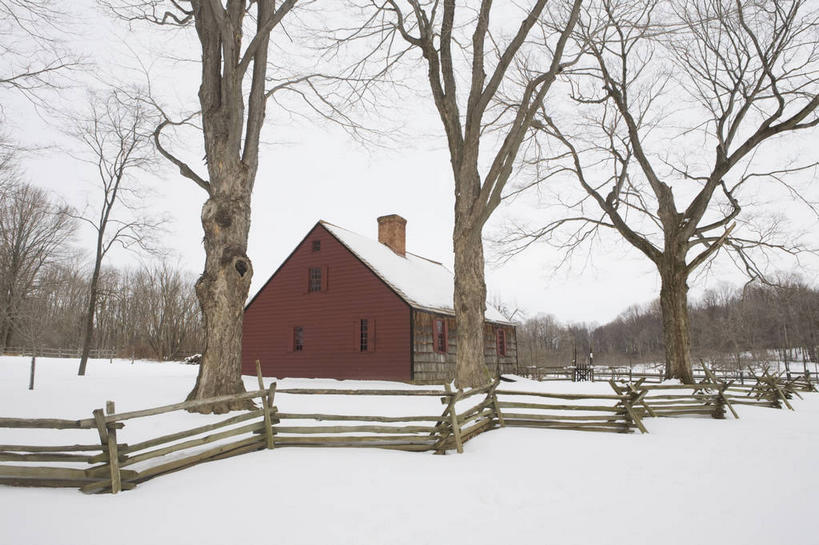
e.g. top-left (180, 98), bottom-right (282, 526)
top-left (569, 343), bottom-right (594, 382)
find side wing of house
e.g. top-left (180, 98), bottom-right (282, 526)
top-left (411, 310), bottom-right (518, 383)
top-left (242, 223), bottom-right (412, 380)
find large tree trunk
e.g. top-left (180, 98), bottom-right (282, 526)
top-left (659, 259), bottom-right (694, 383)
top-left (185, 176), bottom-right (255, 414)
top-left (182, 2), bottom-right (259, 413)
top-left (453, 228), bottom-right (489, 388)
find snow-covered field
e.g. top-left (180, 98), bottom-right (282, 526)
top-left (2, 356), bottom-right (818, 545)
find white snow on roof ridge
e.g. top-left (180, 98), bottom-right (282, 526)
top-left (320, 220), bottom-right (511, 324)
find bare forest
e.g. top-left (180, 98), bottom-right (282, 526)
top-left (518, 278), bottom-right (819, 370)
top-left (0, 182), bottom-right (202, 360)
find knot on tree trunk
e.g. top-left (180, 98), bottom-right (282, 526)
top-left (219, 245), bottom-right (252, 279)
top-left (215, 206), bottom-right (233, 228)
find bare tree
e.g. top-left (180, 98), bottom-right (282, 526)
top-left (140, 262), bottom-right (201, 360)
top-left (0, 0), bottom-right (79, 105)
top-left (344, 0), bottom-right (585, 387)
top-left (16, 259), bottom-right (204, 360)
top-left (69, 90), bottom-right (163, 375)
top-left (0, 183), bottom-right (74, 351)
top-left (0, 128), bottom-right (20, 191)
top-left (99, 0), bottom-right (328, 412)
top-left (23, 260), bottom-right (88, 349)
top-left (512, 0), bottom-right (819, 381)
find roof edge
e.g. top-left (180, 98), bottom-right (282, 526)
top-left (409, 304), bottom-right (517, 327)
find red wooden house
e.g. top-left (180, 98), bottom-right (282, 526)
top-left (241, 215), bottom-right (517, 382)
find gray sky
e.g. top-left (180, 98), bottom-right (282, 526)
top-left (4, 1), bottom-right (818, 326)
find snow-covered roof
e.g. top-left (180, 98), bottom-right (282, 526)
top-left (321, 221), bottom-right (512, 325)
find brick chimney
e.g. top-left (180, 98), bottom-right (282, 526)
top-left (377, 214), bottom-right (407, 257)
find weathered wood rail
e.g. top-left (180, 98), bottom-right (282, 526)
top-left (3, 347), bottom-right (116, 359)
top-left (494, 389), bottom-right (646, 434)
top-left (613, 380), bottom-right (734, 420)
top-left (518, 364), bottom-right (819, 388)
top-left (0, 363), bottom-right (496, 493)
top-left (606, 363), bottom-right (806, 420)
top-left (2, 363), bottom-right (813, 494)
top-left (0, 388), bottom-right (272, 493)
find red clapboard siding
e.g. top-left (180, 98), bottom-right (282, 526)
top-left (242, 223), bottom-right (411, 380)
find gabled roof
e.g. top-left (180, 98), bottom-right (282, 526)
top-left (320, 221), bottom-right (512, 325)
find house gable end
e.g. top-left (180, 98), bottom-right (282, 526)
top-left (246, 222), bottom-right (415, 313)
top-left (244, 222), bottom-right (325, 312)
top-left (242, 222), bottom-right (412, 380)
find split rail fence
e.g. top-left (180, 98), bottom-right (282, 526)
top-left (2, 347), bottom-right (116, 359)
top-left (0, 367), bottom-right (509, 493)
top-left (494, 389), bottom-right (647, 434)
top-left (521, 364), bottom-right (819, 388)
top-left (0, 363), bottom-right (812, 494)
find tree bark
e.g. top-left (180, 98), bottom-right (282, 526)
top-left (0, 296), bottom-right (14, 351)
top-left (659, 259), bottom-right (694, 383)
top-left (180, 1), bottom-right (268, 413)
top-left (453, 228), bottom-right (489, 388)
top-left (77, 259), bottom-right (101, 376)
top-left (0, 275), bottom-right (19, 352)
top-left (185, 182), bottom-right (255, 413)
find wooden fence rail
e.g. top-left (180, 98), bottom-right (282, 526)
top-left (0, 361), bottom-right (469, 493)
top-left (1, 362), bottom-right (813, 494)
top-left (2, 347), bottom-right (117, 359)
top-left (607, 363), bottom-right (803, 420)
top-left (518, 365), bottom-right (819, 388)
top-left (495, 388), bottom-right (646, 434)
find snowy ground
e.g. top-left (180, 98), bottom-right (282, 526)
top-left (1, 356), bottom-right (818, 545)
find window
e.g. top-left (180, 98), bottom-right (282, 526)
top-left (312, 240), bottom-right (321, 252)
top-left (434, 318), bottom-right (447, 354)
top-left (293, 327), bottom-right (304, 352)
top-left (360, 319), bottom-right (369, 352)
top-left (496, 328), bottom-right (507, 357)
top-left (308, 267), bottom-right (322, 292)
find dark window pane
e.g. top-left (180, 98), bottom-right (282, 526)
top-left (435, 319), bottom-right (446, 353)
top-left (312, 240), bottom-right (321, 252)
top-left (497, 329), bottom-right (506, 356)
top-left (308, 267), bottom-right (321, 292)
top-left (360, 319), bottom-right (368, 352)
top-left (294, 327), bottom-right (304, 352)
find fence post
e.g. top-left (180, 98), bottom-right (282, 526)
top-left (28, 356), bottom-right (36, 390)
top-left (489, 377), bottom-right (504, 427)
top-left (105, 401), bottom-right (121, 493)
top-left (614, 384), bottom-right (648, 434)
top-left (442, 384), bottom-right (463, 454)
top-left (92, 405), bottom-right (121, 494)
top-left (255, 360), bottom-right (274, 449)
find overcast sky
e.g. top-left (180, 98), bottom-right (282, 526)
top-left (4, 1), bottom-right (818, 326)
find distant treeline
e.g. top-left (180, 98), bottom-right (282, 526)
top-left (0, 181), bottom-right (202, 360)
top-left (4, 180), bottom-right (817, 366)
top-left (3, 260), bottom-right (203, 360)
top-left (517, 279), bottom-right (819, 369)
